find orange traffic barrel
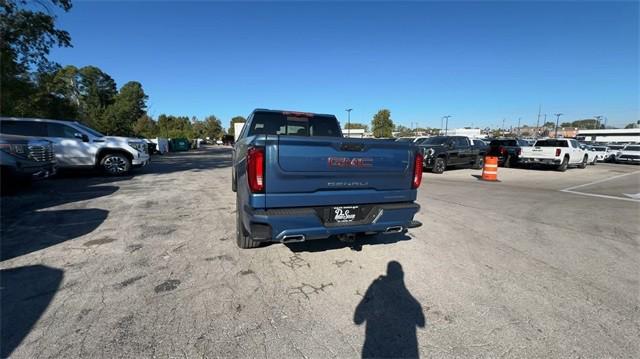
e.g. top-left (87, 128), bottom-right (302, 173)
top-left (481, 156), bottom-right (499, 181)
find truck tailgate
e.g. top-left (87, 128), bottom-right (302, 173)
top-left (265, 136), bottom-right (417, 208)
top-left (521, 146), bottom-right (558, 159)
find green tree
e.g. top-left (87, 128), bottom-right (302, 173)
top-left (0, 0), bottom-right (73, 116)
top-left (157, 114), bottom-right (194, 139)
top-left (560, 122), bottom-right (572, 127)
top-left (133, 114), bottom-right (158, 138)
top-left (203, 115), bottom-right (224, 139)
top-left (625, 122), bottom-right (639, 129)
top-left (543, 121), bottom-right (555, 128)
top-left (371, 109), bottom-right (394, 138)
top-left (98, 81), bottom-right (147, 135)
top-left (344, 122), bottom-right (369, 131)
top-left (228, 116), bottom-right (246, 136)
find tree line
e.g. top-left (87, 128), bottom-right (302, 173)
top-left (0, 0), bottom-right (231, 140)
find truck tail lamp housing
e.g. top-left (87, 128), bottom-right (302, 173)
top-left (412, 152), bottom-right (424, 189)
top-left (555, 148), bottom-right (562, 156)
top-left (247, 147), bottom-right (265, 193)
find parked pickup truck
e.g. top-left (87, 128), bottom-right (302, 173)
top-left (418, 136), bottom-right (485, 174)
top-left (519, 138), bottom-right (588, 171)
top-left (232, 109), bottom-right (423, 248)
top-left (487, 138), bottom-right (530, 167)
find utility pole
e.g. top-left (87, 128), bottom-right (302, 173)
top-left (440, 117), bottom-right (444, 135)
top-left (442, 115), bottom-right (451, 136)
top-left (554, 113), bottom-right (563, 138)
top-left (594, 115), bottom-right (603, 129)
top-left (517, 117), bottom-right (521, 137)
top-left (345, 108), bottom-right (352, 138)
top-left (536, 104), bottom-right (541, 135)
top-left (502, 118), bottom-right (506, 135)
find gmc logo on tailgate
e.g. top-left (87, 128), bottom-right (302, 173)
top-left (328, 157), bottom-right (373, 168)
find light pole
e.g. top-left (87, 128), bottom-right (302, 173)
top-left (517, 117), bottom-right (521, 137)
top-left (536, 104), bottom-right (541, 138)
top-left (442, 115), bottom-right (451, 135)
top-left (345, 108), bottom-right (352, 137)
top-left (594, 115), bottom-right (602, 129)
top-left (554, 113), bottom-right (563, 138)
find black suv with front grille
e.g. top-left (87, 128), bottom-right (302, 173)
top-left (0, 134), bottom-right (56, 183)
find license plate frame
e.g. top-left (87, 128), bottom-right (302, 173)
top-left (323, 205), bottom-right (368, 224)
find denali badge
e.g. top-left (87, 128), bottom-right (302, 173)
top-left (327, 181), bottom-right (369, 187)
top-left (327, 157), bottom-right (373, 168)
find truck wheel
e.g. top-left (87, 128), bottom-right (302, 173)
top-left (100, 153), bottom-right (131, 175)
top-left (236, 200), bottom-right (260, 249)
top-left (557, 156), bottom-right (569, 172)
top-left (578, 155), bottom-right (588, 169)
top-left (432, 157), bottom-right (446, 174)
top-left (472, 155), bottom-right (484, 169)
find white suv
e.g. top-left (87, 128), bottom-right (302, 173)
top-left (0, 117), bottom-right (150, 175)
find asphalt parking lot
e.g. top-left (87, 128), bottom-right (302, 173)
top-left (1, 146), bottom-right (639, 358)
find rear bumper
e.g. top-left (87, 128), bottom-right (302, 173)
top-left (243, 202), bottom-right (421, 242)
top-left (519, 157), bottom-right (561, 165)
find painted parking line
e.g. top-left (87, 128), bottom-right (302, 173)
top-left (559, 170), bottom-right (640, 203)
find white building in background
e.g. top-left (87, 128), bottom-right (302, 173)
top-left (443, 128), bottom-right (485, 139)
top-left (342, 128), bottom-right (372, 138)
top-left (233, 122), bottom-right (246, 141)
top-left (576, 129), bottom-right (640, 143)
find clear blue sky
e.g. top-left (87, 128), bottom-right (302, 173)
top-left (50, 1), bottom-right (639, 130)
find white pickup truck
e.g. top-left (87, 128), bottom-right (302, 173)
top-left (519, 138), bottom-right (588, 171)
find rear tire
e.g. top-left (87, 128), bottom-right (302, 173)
top-left (557, 156), bottom-right (569, 172)
top-left (578, 155), bottom-right (588, 169)
top-left (236, 199), bottom-right (260, 249)
top-left (431, 157), bottom-right (446, 174)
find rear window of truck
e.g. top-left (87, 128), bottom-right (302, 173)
top-left (534, 140), bottom-right (568, 147)
top-left (247, 112), bottom-right (342, 137)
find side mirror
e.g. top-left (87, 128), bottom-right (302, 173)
top-left (74, 133), bottom-right (89, 142)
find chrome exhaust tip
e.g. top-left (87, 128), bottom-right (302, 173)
top-left (385, 226), bottom-right (403, 233)
top-left (281, 234), bottom-right (305, 243)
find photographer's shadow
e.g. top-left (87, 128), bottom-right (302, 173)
top-left (354, 261), bottom-right (425, 358)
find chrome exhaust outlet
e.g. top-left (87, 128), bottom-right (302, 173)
top-left (281, 234), bottom-right (305, 243)
top-left (385, 226), bottom-right (403, 233)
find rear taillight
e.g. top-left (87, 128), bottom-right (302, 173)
top-left (499, 146), bottom-right (506, 155)
top-left (247, 147), bottom-right (265, 193)
top-left (517, 148), bottom-right (522, 156)
top-left (412, 153), bottom-right (423, 189)
top-left (555, 148), bottom-right (561, 156)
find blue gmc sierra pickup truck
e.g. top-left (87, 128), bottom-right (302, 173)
top-left (232, 109), bottom-right (423, 248)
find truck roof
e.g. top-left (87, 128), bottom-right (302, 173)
top-left (251, 109), bottom-right (336, 118)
